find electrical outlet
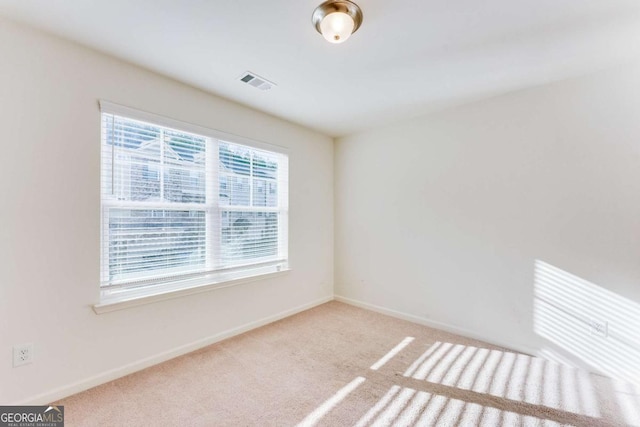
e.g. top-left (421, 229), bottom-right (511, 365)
top-left (13, 343), bottom-right (34, 367)
top-left (589, 319), bottom-right (608, 338)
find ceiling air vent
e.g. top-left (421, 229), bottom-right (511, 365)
top-left (239, 72), bottom-right (276, 91)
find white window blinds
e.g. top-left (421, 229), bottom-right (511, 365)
top-left (100, 105), bottom-right (288, 295)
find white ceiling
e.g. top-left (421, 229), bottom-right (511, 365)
top-left (2, 1), bottom-right (640, 136)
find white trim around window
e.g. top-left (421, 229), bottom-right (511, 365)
top-left (95, 101), bottom-right (290, 312)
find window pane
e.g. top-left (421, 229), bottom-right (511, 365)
top-left (128, 157), bottom-right (161, 201)
top-left (267, 181), bottom-right (278, 207)
top-left (253, 151), bottom-right (278, 179)
top-left (105, 116), bottom-right (162, 201)
top-left (163, 131), bottom-right (206, 203)
top-left (107, 116), bottom-right (161, 150)
top-left (164, 165), bottom-right (205, 203)
top-left (252, 179), bottom-right (278, 207)
top-left (113, 136), bottom-right (163, 202)
top-left (219, 176), bottom-right (229, 206)
top-left (108, 208), bottom-right (206, 283)
top-left (104, 117), bottom-right (207, 204)
top-left (219, 142), bottom-right (251, 176)
top-left (220, 175), bottom-right (250, 206)
top-left (221, 211), bottom-right (278, 264)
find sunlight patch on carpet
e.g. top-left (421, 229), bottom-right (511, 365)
top-left (403, 341), bottom-right (601, 418)
top-left (370, 337), bottom-right (415, 370)
top-left (295, 376), bottom-right (366, 427)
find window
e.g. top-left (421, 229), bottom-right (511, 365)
top-left (100, 102), bottom-right (288, 304)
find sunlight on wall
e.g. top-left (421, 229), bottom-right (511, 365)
top-left (533, 260), bottom-right (640, 385)
top-left (403, 341), bottom-right (600, 418)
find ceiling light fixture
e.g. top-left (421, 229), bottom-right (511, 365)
top-left (312, 0), bottom-right (363, 44)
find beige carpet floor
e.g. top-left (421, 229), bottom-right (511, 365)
top-left (54, 301), bottom-right (640, 426)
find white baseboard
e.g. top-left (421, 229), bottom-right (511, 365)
top-left (333, 295), bottom-right (538, 356)
top-left (19, 294), bottom-right (541, 404)
top-left (16, 295), bottom-right (333, 405)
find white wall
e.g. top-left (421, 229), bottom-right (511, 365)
top-left (0, 17), bottom-right (333, 404)
top-left (335, 61), bottom-right (640, 381)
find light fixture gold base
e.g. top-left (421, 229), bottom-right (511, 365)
top-left (312, 0), bottom-right (363, 35)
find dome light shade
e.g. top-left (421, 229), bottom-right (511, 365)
top-left (320, 12), bottom-right (355, 43)
top-left (312, 1), bottom-right (363, 44)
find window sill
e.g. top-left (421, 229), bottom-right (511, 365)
top-left (93, 268), bottom-right (291, 314)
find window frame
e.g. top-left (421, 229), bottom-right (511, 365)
top-left (96, 101), bottom-right (289, 312)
